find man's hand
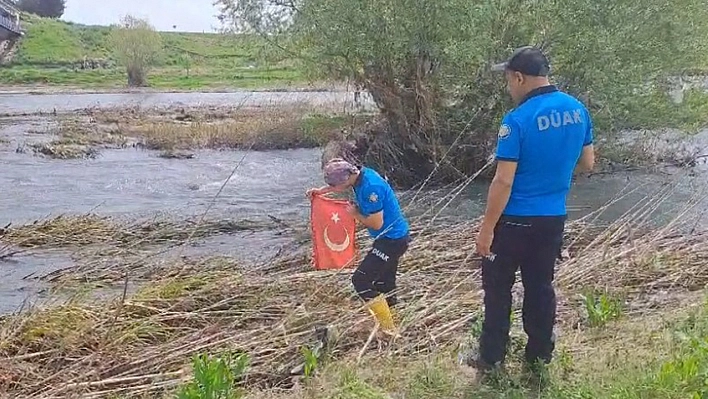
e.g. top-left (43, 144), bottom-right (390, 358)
top-left (476, 160), bottom-right (515, 260)
top-left (475, 227), bottom-right (494, 258)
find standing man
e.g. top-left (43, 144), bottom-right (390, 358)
top-left (473, 46), bottom-right (595, 374)
top-left (308, 158), bottom-right (411, 335)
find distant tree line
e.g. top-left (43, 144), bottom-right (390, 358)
top-left (13, 0), bottom-right (65, 19)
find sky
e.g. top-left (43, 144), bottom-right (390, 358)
top-left (62, 0), bottom-right (223, 33)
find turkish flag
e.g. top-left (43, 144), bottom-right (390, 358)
top-left (310, 194), bottom-right (358, 270)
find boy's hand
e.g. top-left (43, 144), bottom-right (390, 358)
top-left (306, 188), bottom-right (321, 199)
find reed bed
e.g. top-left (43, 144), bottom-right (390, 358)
top-left (0, 213), bottom-right (312, 287)
top-left (0, 188), bottom-right (707, 398)
top-left (27, 142), bottom-right (100, 160)
top-left (1, 214), bottom-right (286, 250)
top-left (65, 103), bottom-right (371, 152)
top-left (10, 102), bottom-right (371, 162)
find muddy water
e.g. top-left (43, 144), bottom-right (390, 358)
top-left (0, 90), bottom-right (376, 115)
top-left (2, 139), bottom-right (323, 225)
top-left (1, 91), bottom-right (707, 314)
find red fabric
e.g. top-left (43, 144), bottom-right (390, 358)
top-left (310, 194), bottom-right (358, 270)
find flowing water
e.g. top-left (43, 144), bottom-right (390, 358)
top-left (1, 90), bottom-right (707, 314)
top-left (0, 90), bottom-right (377, 115)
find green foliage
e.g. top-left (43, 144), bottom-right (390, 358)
top-left (650, 311), bottom-right (708, 398)
top-left (217, 0), bottom-right (708, 185)
top-left (329, 370), bottom-right (389, 399)
top-left (655, 337), bottom-right (708, 398)
top-left (406, 364), bottom-right (456, 399)
top-left (13, 17), bottom-right (264, 68)
top-left (176, 351), bottom-right (250, 399)
top-left (469, 313), bottom-right (484, 339)
top-left (16, 0), bottom-right (65, 19)
top-left (159, 33), bottom-right (261, 67)
top-left (580, 290), bottom-right (623, 327)
top-left (550, 301), bottom-right (708, 398)
top-left (299, 114), bottom-right (348, 140)
top-left (609, 89), bottom-right (708, 133)
top-left (178, 53), bottom-right (192, 77)
top-left (108, 15), bottom-right (163, 87)
top-left (300, 345), bottom-right (319, 378)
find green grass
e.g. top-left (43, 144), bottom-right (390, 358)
top-left (581, 289), bottom-right (624, 328)
top-left (176, 352), bottom-right (250, 399)
top-left (0, 65), bottom-right (303, 89)
top-left (13, 17), bottom-right (106, 64)
top-left (1, 14), bottom-right (304, 90)
top-left (247, 296), bottom-right (708, 399)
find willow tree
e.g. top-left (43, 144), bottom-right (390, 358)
top-left (216, 0), bottom-right (708, 187)
top-left (109, 15), bottom-right (163, 87)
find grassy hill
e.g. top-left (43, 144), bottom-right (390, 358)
top-left (0, 14), bottom-right (304, 90)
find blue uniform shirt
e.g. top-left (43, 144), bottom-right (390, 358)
top-left (496, 85), bottom-right (593, 217)
top-left (353, 167), bottom-right (410, 239)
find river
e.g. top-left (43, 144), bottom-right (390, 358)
top-left (0, 90), bottom-right (377, 115)
top-left (1, 90), bottom-right (707, 314)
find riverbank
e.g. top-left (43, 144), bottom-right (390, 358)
top-left (0, 65), bottom-right (306, 91)
top-left (275, 297), bottom-right (707, 399)
top-left (0, 88), bottom-right (706, 397)
top-left (0, 14), bottom-right (309, 91)
top-left (0, 82), bottom-right (353, 96)
top-left (0, 188), bottom-right (706, 398)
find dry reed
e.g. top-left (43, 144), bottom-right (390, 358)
top-left (1, 187), bottom-right (707, 398)
top-left (28, 142), bottom-right (99, 160)
top-left (70, 103), bottom-right (371, 152)
top-left (1, 214), bottom-right (284, 250)
top-left (11, 102), bottom-right (370, 161)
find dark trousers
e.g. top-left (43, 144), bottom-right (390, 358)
top-left (352, 235), bottom-right (410, 306)
top-left (478, 215), bottom-right (565, 367)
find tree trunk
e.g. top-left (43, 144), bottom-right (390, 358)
top-left (127, 66), bottom-right (147, 87)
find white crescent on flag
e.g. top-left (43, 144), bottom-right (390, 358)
top-left (323, 212), bottom-right (351, 252)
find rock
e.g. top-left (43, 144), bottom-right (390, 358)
top-left (290, 363), bottom-right (305, 376)
top-left (158, 151), bottom-right (195, 160)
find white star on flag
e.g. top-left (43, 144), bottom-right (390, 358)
top-left (331, 212), bottom-right (340, 223)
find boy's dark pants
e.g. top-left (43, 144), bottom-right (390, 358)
top-left (351, 235), bottom-right (411, 306)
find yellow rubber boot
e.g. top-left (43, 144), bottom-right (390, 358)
top-left (366, 294), bottom-right (397, 335)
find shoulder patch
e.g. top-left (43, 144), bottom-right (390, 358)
top-left (368, 192), bottom-right (378, 203)
top-left (498, 124), bottom-right (511, 139)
